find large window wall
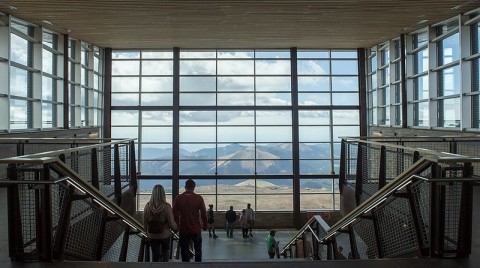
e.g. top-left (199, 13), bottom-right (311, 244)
top-left (0, 15), bottom-right (103, 132)
top-left (111, 49), bottom-right (360, 212)
top-left (368, 8), bottom-right (480, 130)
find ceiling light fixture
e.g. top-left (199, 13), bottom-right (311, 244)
top-left (452, 0), bottom-right (478, 10)
top-left (418, 19), bottom-right (429, 24)
top-left (42, 20), bottom-right (53, 25)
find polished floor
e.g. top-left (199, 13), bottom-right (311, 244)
top-left (0, 187), bottom-right (479, 268)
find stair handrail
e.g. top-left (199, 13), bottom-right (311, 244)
top-left (281, 153), bottom-right (480, 255)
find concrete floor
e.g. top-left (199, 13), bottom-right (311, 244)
top-left (0, 187), bottom-right (479, 268)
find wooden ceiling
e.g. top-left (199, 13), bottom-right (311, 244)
top-left (1, 0), bottom-right (480, 49)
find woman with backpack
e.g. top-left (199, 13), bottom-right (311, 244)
top-left (143, 184), bottom-right (178, 262)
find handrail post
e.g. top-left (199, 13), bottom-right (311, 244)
top-left (7, 163), bottom-right (24, 261)
top-left (114, 144), bottom-right (122, 204)
top-left (39, 164), bottom-right (53, 261)
top-left (129, 140), bottom-right (137, 191)
top-left (355, 143), bottom-right (364, 205)
top-left (378, 145), bottom-right (386, 190)
top-left (91, 148), bottom-right (99, 189)
top-left (339, 139), bottom-right (346, 195)
top-left (457, 162), bottom-right (473, 257)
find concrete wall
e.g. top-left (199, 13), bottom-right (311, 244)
top-left (369, 126), bottom-right (479, 137)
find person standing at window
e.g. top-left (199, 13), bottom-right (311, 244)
top-left (207, 204), bottom-right (218, 238)
top-left (225, 205), bottom-right (237, 238)
top-left (172, 179), bottom-right (208, 262)
top-left (143, 184), bottom-right (177, 262)
top-left (245, 203), bottom-right (255, 237)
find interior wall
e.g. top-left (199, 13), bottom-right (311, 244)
top-left (369, 126), bottom-right (480, 137)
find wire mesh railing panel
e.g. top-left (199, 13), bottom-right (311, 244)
top-left (101, 220), bottom-right (126, 261)
top-left (362, 145), bottom-right (381, 195)
top-left (118, 144), bottom-right (131, 187)
top-left (374, 197), bottom-right (419, 258)
top-left (101, 222), bottom-right (125, 262)
top-left (97, 145), bottom-right (115, 197)
top-left (64, 198), bottom-right (104, 260)
top-left (410, 180), bottom-right (431, 248)
top-left (456, 141), bottom-right (480, 176)
top-left (399, 141), bottom-right (450, 153)
top-left (385, 149), bottom-right (415, 184)
top-left (443, 182), bottom-right (463, 254)
top-left (345, 142), bottom-right (358, 184)
top-left (23, 143), bottom-right (73, 156)
top-left (0, 144), bottom-right (18, 178)
top-left (50, 183), bottom-right (69, 242)
top-left (126, 234), bottom-right (143, 262)
top-left (351, 217), bottom-right (378, 259)
top-left (65, 151), bottom-right (94, 184)
top-left (333, 233), bottom-right (351, 259)
top-left (18, 179), bottom-right (38, 256)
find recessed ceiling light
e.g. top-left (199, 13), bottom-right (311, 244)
top-left (418, 19), bottom-right (429, 24)
top-left (0, 2), bottom-right (17, 10)
top-left (452, 0), bottom-right (478, 10)
top-left (42, 20), bottom-right (53, 25)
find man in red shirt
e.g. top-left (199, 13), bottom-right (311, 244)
top-left (172, 179), bottom-right (208, 262)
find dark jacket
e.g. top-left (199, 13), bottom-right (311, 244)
top-left (225, 209), bottom-right (237, 223)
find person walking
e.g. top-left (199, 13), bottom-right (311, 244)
top-left (143, 184), bottom-right (178, 262)
top-left (207, 204), bottom-right (218, 238)
top-left (172, 179), bottom-right (208, 262)
top-left (245, 203), bottom-right (255, 237)
top-left (266, 230), bottom-right (280, 259)
top-left (225, 206), bottom-right (236, 238)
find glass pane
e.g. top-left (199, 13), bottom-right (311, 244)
top-left (298, 60), bottom-right (329, 75)
top-left (255, 60), bottom-right (291, 75)
top-left (217, 50), bottom-right (254, 58)
top-left (299, 93), bottom-right (331, 105)
top-left (257, 194), bottom-right (292, 211)
top-left (299, 110), bottom-right (330, 125)
top-left (439, 65), bottom-right (460, 96)
top-left (256, 77), bottom-right (291, 92)
top-left (142, 60), bottom-right (173, 75)
top-left (256, 143), bottom-right (292, 159)
top-left (111, 126), bottom-right (138, 139)
top-left (180, 127), bottom-right (216, 142)
top-left (141, 93), bottom-right (173, 106)
top-left (217, 126), bottom-right (255, 142)
top-left (112, 60), bottom-right (140, 75)
top-left (299, 143), bottom-right (331, 159)
top-left (111, 110), bottom-right (139, 125)
top-left (331, 60), bottom-right (358, 75)
top-left (333, 126), bottom-right (359, 141)
top-left (256, 126), bottom-right (292, 142)
top-left (217, 93), bottom-right (254, 105)
top-left (300, 194), bottom-right (333, 210)
top-left (180, 77), bottom-right (216, 92)
top-left (142, 111), bottom-right (173, 125)
top-left (180, 144), bottom-right (216, 159)
top-left (218, 111), bottom-right (255, 125)
top-left (414, 49), bottom-right (429, 74)
top-left (10, 67), bottom-right (29, 97)
top-left (217, 195), bottom-right (255, 211)
top-left (298, 51), bottom-right (329, 58)
top-left (333, 110), bottom-right (359, 125)
top-left (414, 75), bottom-right (429, 100)
top-left (11, 34), bottom-right (29, 66)
top-left (111, 93), bottom-right (139, 106)
top-left (299, 126), bottom-right (330, 142)
top-left (331, 51), bottom-right (357, 58)
top-left (179, 160), bottom-right (216, 175)
top-left (113, 51), bottom-right (140, 59)
top-left (142, 77), bottom-right (173, 92)
top-left (142, 51), bottom-right (173, 59)
top-left (300, 160), bottom-right (332, 174)
top-left (180, 111), bottom-right (216, 125)
top-left (10, 99), bottom-right (28, 129)
top-left (298, 77), bottom-right (330, 91)
top-left (142, 127), bottom-right (173, 142)
top-left (217, 60), bottom-right (254, 75)
top-left (180, 60), bottom-right (216, 75)
top-left (141, 144), bottom-right (172, 160)
top-left (140, 161), bottom-right (172, 175)
top-left (415, 102), bottom-right (429, 126)
top-left (42, 103), bottom-right (53, 128)
top-left (439, 32), bottom-right (460, 65)
top-left (217, 76), bottom-right (254, 92)
top-left (217, 160), bottom-right (256, 175)
top-left (180, 93), bottom-right (216, 106)
top-left (332, 93), bottom-right (359, 105)
top-left (112, 77), bottom-right (140, 92)
top-left (256, 93), bottom-right (291, 105)
top-left (332, 76), bottom-right (358, 91)
top-left (439, 98), bottom-right (460, 128)
top-left (218, 144), bottom-right (255, 159)
top-left (256, 110), bottom-right (291, 125)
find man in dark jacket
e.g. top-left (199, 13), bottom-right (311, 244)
top-left (172, 179), bottom-right (208, 262)
top-left (225, 206), bottom-right (237, 238)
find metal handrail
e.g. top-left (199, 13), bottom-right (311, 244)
top-left (0, 138), bottom-right (135, 163)
top-left (281, 154), bottom-right (480, 256)
top-left (280, 215), bottom-right (328, 255)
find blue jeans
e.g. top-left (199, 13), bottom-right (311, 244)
top-left (179, 233), bottom-right (202, 262)
top-left (226, 222), bottom-right (234, 237)
top-left (149, 237), bottom-right (170, 262)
